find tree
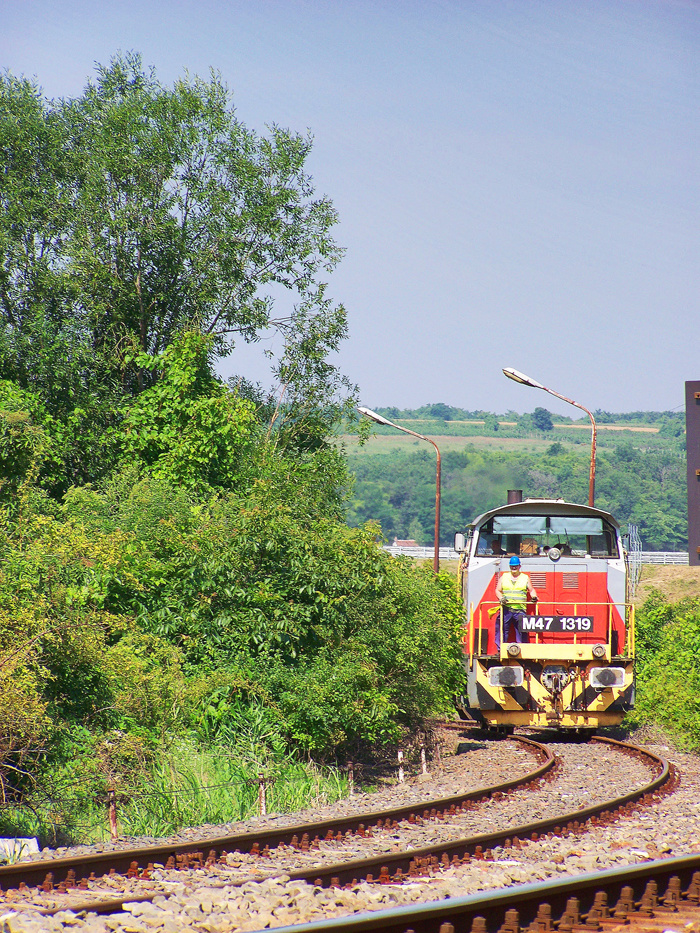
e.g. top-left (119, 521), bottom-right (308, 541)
top-left (0, 54), bottom-right (354, 487)
top-left (532, 407), bottom-right (554, 431)
top-left (427, 403), bottom-right (453, 421)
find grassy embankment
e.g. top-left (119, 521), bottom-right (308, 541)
top-left (635, 565), bottom-right (700, 604)
top-left (627, 566), bottom-right (700, 751)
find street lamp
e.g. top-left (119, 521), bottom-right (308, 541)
top-left (357, 406), bottom-right (442, 572)
top-left (502, 368), bottom-right (597, 507)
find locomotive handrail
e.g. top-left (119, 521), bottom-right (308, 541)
top-left (468, 600), bottom-right (634, 656)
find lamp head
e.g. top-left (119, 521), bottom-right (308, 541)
top-left (502, 367), bottom-right (545, 390)
top-left (357, 406), bottom-right (396, 427)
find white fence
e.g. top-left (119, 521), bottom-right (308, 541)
top-left (383, 546), bottom-right (460, 561)
top-left (383, 546), bottom-right (689, 565)
top-left (639, 552), bottom-right (688, 565)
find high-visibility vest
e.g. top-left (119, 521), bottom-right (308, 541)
top-left (500, 571), bottom-right (530, 611)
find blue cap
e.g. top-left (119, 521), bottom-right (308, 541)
top-left (509, 556), bottom-right (521, 567)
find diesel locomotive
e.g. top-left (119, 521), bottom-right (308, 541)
top-left (454, 492), bottom-right (635, 732)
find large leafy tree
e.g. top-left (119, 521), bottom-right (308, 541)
top-left (0, 54), bottom-right (354, 488)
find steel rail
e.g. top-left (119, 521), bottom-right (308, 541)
top-left (277, 737), bottom-right (671, 889)
top-left (16, 737), bottom-right (672, 920)
top-left (0, 734), bottom-right (552, 893)
top-left (260, 852), bottom-right (700, 933)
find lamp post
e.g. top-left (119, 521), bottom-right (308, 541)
top-left (358, 406), bottom-right (442, 572)
top-left (503, 368), bottom-right (597, 507)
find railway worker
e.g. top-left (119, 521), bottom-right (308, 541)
top-left (494, 556), bottom-right (537, 648)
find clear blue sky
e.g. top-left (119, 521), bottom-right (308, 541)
top-left (4, 0), bottom-right (697, 416)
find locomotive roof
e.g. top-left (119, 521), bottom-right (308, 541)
top-left (469, 499), bottom-right (620, 530)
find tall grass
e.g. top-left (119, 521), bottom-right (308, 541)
top-left (116, 741), bottom-right (349, 839)
top-left (0, 740), bottom-right (349, 848)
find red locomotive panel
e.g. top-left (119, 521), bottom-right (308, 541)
top-left (470, 569), bottom-right (626, 656)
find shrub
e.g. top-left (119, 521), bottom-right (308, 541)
top-left (629, 593), bottom-right (700, 750)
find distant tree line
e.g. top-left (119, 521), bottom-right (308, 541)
top-left (371, 404), bottom-right (685, 430)
top-left (347, 441), bottom-right (686, 551)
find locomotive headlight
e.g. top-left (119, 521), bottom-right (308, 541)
top-left (589, 667), bottom-right (625, 689)
top-left (488, 666), bottom-right (524, 687)
top-left (592, 644), bottom-right (606, 659)
top-left (507, 644), bottom-right (521, 657)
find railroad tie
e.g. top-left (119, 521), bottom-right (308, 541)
top-left (531, 902), bottom-right (553, 932)
top-left (613, 885), bottom-right (635, 918)
top-left (498, 906), bottom-right (520, 933)
top-left (686, 870), bottom-right (700, 903)
top-left (585, 890), bottom-right (609, 927)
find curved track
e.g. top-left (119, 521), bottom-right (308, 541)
top-left (0, 734), bottom-right (552, 896)
top-left (0, 735), bottom-right (673, 922)
top-left (263, 852), bottom-right (700, 933)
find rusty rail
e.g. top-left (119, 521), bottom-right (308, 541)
top-left (263, 852), bottom-right (700, 933)
top-left (0, 737), bottom-right (673, 921)
top-left (0, 733), bottom-right (552, 893)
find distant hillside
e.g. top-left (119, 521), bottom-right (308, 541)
top-left (367, 404), bottom-right (684, 427)
top-left (344, 405), bottom-right (686, 552)
top-left (350, 405), bottom-right (685, 451)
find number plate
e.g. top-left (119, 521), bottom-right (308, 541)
top-left (522, 615), bottom-right (593, 632)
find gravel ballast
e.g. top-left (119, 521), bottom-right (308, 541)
top-left (2, 732), bottom-right (691, 932)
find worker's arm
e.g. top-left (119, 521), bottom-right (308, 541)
top-left (495, 581), bottom-right (505, 604)
top-left (528, 579), bottom-right (538, 601)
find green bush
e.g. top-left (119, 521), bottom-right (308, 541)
top-left (0, 449), bottom-right (465, 840)
top-left (629, 593), bottom-right (700, 750)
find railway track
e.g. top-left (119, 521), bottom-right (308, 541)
top-left (0, 732), bottom-right (673, 929)
top-left (0, 734), bottom-right (553, 893)
top-left (263, 852), bottom-right (700, 933)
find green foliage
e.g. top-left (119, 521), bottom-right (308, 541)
top-left (629, 594), bottom-right (700, 750)
top-left (0, 382), bottom-right (52, 501)
top-left (0, 55), bottom-right (355, 491)
top-left (532, 407), bottom-right (554, 431)
top-left (0, 55), bottom-right (478, 846)
top-left (348, 442), bottom-right (685, 550)
top-left (59, 465), bottom-right (464, 755)
top-left (0, 444), bottom-right (464, 842)
top-left (120, 331), bottom-right (258, 490)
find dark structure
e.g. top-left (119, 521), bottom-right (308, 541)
top-left (686, 381), bottom-right (700, 566)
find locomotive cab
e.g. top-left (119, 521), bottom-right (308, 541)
top-left (456, 497), bottom-right (635, 731)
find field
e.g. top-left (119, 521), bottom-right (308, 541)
top-left (340, 434), bottom-right (586, 457)
top-left (395, 420), bottom-right (660, 434)
top-left (635, 565), bottom-right (700, 604)
top-left (341, 421), bottom-right (662, 459)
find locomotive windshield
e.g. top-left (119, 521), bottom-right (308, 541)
top-left (475, 514), bottom-right (619, 558)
